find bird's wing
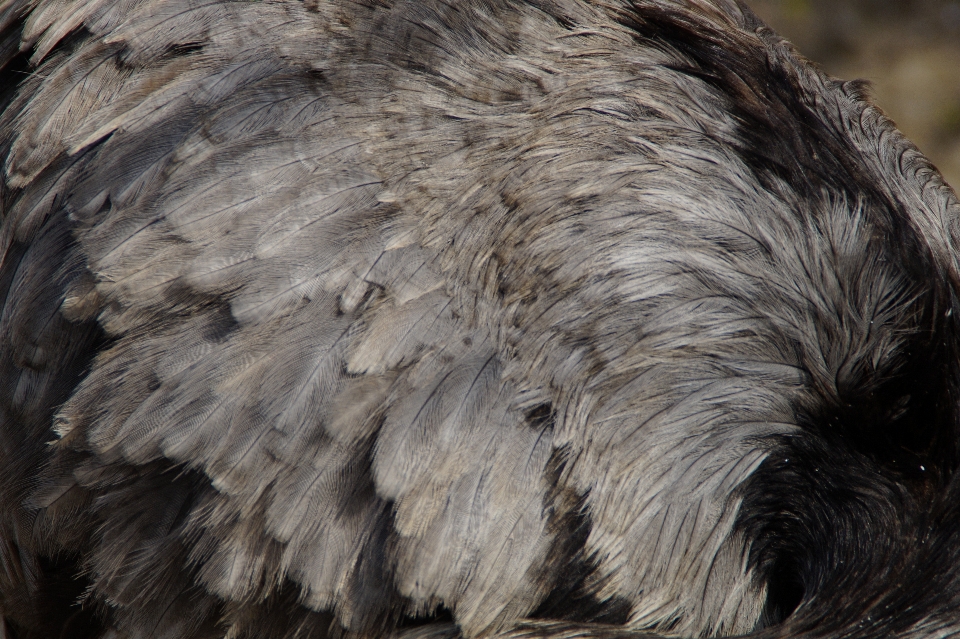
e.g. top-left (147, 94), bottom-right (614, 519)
top-left (1, 1), bottom-right (558, 636)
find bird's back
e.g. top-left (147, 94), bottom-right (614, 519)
top-left (2, 1), bottom-right (960, 638)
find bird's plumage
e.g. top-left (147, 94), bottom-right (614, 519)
top-left (1, 1), bottom-right (960, 638)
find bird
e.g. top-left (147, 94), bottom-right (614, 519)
top-left (1, 0), bottom-right (960, 637)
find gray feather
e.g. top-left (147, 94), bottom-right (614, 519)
top-left (2, 1), bottom-right (960, 638)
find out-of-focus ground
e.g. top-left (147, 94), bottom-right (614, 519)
top-left (748, 0), bottom-right (960, 190)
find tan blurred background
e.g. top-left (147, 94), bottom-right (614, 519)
top-left (747, 0), bottom-right (960, 189)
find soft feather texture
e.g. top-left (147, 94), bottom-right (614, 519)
top-left (1, 1), bottom-right (960, 638)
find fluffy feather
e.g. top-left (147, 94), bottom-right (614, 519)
top-left (2, 1), bottom-right (960, 638)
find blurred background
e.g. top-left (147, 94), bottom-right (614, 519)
top-left (747, 0), bottom-right (960, 189)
